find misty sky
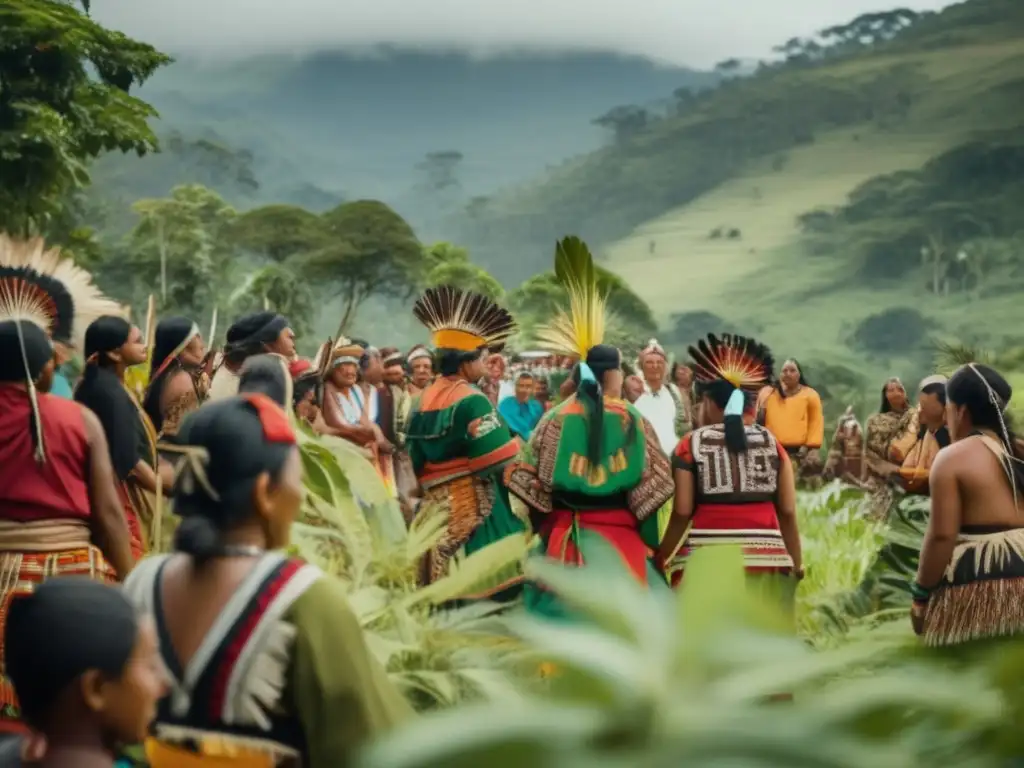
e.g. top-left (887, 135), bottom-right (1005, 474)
top-left (93, 0), bottom-right (953, 68)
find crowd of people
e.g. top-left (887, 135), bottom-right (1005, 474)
top-left (1, 233), bottom-right (1023, 766)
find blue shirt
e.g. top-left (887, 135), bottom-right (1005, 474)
top-left (48, 370), bottom-right (74, 399)
top-left (498, 396), bottom-right (544, 440)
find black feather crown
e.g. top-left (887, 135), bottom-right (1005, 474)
top-left (413, 285), bottom-right (516, 353)
top-left (689, 333), bottom-right (774, 393)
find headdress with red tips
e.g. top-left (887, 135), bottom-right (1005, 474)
top-left (688, 333), bottom-right (774, 393)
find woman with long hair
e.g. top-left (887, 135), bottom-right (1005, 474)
top-left (123, 395), bottom-right (410, 766)
top-left (504, 237), bottom-right (675, 621)
top-left (912, 363), bottom-right (1024, 647)
top-left (758, 358), bottom-right (825, 481)
top-left (657, 334), bottom-right (803, 616)
top-left (862, 376), bottom-right (914, 486)
top-left (143, 317), bottom-right (209, 440)
top-left (75, 316), bottom-right (173, 560)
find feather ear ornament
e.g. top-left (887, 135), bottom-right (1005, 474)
top-left (534, 236), bottom-right (608, 358)
top-left (689, 333), bottom-right (774, 393)
top-left (413, 285), bottom-right (516, 353)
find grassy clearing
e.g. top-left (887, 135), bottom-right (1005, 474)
top-left (599, 34), bottom-right (1024, 378)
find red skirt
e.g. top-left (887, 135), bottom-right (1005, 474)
top-left (116, 482), bottom-right (146, 561)
top-left (540, 508), bottom-right (652, 584)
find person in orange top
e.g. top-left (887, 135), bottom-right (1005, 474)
top-left (757, 359), bottom-right (825, 479)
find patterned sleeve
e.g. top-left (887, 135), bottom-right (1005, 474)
top-left (503, 413), bottom-right (556, 514)
top-left (672, 431), bottom-right (696, 472)
top-left (459, 393), bottom-right (520, 475)
top-left (627, 417), bottom-right (676, 521)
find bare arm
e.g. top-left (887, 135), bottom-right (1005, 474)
top-left (656, 468), bottom-right (694, 568)
top-left (915, 448), bottom-right (961, 589)
top-left (321, 384), bottom-right (375, 445)
top-left (131, 457), bottom-right (174, 495)
top-left (774, 451), bottom-right (802, 571)
top-left (81, 408), bottom-right (135, 579)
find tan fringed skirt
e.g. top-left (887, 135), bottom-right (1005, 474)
top-left (924, 526), bottom-right (1024, 648)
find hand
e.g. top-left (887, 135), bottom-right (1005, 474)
top-left (377, 437), bottom-right (395, 455)
top-left (910, 601), bottom-right (927, 635)
top-left (792, 567), bottom-right (805, 581)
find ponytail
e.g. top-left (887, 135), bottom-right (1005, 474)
top-left (577, 363), bottom-right (605, 466)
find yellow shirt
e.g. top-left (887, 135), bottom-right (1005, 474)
top-left (761, 386), bottom-right (824, 449)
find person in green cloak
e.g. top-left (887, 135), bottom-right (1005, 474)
top-left (503, 237), bottom-right (676, 620)
top-left (404, 285), bottom-right (527, 601)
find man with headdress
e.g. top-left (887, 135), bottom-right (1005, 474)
top-left (208, 311), bottom-right (295, 401)
top-left (405, 286), bottom-right (526, 598)
top-left (0, 237), bottom-right (136, 733)
top-left (405, 344), bottom-right (434, 398)
top-left (633, 338), bottom-right (681, 456)
top-left (503, 237), bottom-right (675, 621)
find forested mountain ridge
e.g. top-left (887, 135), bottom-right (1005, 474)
top-left (92, 49), bottom-right (716, 236)
top-left (457, 0), bottom-right (1024, 284)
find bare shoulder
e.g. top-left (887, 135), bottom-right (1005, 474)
top-left (931, 438), bottom-right (976, 473)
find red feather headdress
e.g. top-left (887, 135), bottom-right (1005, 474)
top-left (688, 333), bottom-right (774, 393)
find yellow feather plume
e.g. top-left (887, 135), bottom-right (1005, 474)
top-left (535, 236), bottom-right (607, 358)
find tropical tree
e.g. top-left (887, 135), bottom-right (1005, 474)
top-left (230, 204), bottom-right (328, 262)
top-left (425, 261), bottom-right (504, 302)
top-left (230, 264), bottom-right (316, 337)
top-left (0, 0), bottom-right (170, 234)
top-left (305, 200), bottom-right (425, 334)
top-left (125, 184), bottom-right (237, 316)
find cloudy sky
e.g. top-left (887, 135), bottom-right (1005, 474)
top-left (92, 0), bottom-right (954, 68)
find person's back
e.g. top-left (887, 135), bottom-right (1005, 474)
top-left (913, 363), bottom-right (1024, 647)
top-left (0, 388), bottom-right (90, 523)
top-left (937, 433), bottom-right (1024, 528)
top-left (126, 395), bottom-right (410, 767)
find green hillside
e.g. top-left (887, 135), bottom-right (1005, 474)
top-left (462, 0), bottom-right (1024, 409)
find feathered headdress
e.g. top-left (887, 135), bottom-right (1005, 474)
top-left (413, 285), bottom-right (516, 353)
top-left (689, 333), bottom-right (774, 394)
top-left (535, 236), bottom-right (608, 358)
top-left (0, 235), bottom-right (123, 350)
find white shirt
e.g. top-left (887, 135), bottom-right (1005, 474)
top-left (634, 382), bottom-right (678, 455)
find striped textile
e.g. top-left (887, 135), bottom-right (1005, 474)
top-left (0, 547), bottom-right (117, 732)
top-left (671, 527), bottom-right (793, 575)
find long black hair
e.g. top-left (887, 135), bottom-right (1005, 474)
top-left (696, 378), bottom-right (750, 454)
top-left (575, 344), bottom-right (637, 466)
top-left (75, 316), bottom-right (147, 479)
top-left (775, 358), bottom-right (809, 399)
top-left (879, 377), bottom-right (904, 414)
top-left (946, 363), bottom-right (1024, 496)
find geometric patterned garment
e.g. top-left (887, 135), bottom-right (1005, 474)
top-left (670, 422), bottom-right (794, 580)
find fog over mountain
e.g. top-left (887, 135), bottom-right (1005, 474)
top-left (93, 0), bottom-right (952, 67)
